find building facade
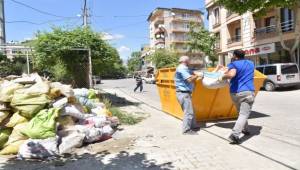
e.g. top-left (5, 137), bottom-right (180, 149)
top-left (147, 8), bottom-right (204, 66)
top-left (0, 0), bottom-right (5, 44)
top-left (205, 0), bottom-right (300, 67)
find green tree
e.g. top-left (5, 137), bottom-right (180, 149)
top-left (188, 22), bottom-right (218, 66)
top-left (0, 53), bottom-right (26, 77)
top-left (217, 0), bottom-right (298, 15)
top-left (149, 49), bottom-right (179, 69)
top-left (217, 0), bottom-right (300, 62)
top-left (32, 27), bottom-right (125, 83)
top-left (127, 51), bottom-right (142, 73)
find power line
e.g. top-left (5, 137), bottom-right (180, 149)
top-left (9, 0), bottom-right (73, 18)
top-left (6, 17), bottom-right (79, 25)
top-left (113, 15), bottom-right (149, 18)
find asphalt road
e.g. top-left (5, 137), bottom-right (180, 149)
top-left (99, 78), bottom-right (300, 169)
top-left (99, 78), bottom-right (161, 108)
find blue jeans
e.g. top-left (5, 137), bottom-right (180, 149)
top-left (176, 92), bottom-right (197, 133)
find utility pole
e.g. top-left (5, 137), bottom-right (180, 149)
top-left (83, 0), bottom-right (89, 27)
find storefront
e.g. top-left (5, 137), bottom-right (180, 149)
top-left (244, 42), bottom-right (296, 66)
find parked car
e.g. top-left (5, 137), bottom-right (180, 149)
top-left (142, 74), bottom-right (156, 84)
top-left (256, 63), bottom-right (300, 91)
top-left (92, 75), bottom-right (101, 85)
top-left (126, 74), bottom-right (133, 79)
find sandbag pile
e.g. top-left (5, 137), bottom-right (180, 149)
top-left (0, 73), bottom-right (119, 159)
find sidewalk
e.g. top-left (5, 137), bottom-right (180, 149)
top-left (96, 88), bottom-right (298, 170)
top-left (0, 87), bottom-right (298, 170)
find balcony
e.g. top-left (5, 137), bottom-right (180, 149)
top-left (227, 35), bottom-right (242, 48)
top-left (155, 38), bottom-right (165, 45)
top-left (254, 20), bottom-right (295, 40)
top-left (172, 16), bottom-right (201, 23)
top-left (170, 26), bottom-right (190, 32)
top-left (281, 20), bottom-right (294, 33)
top-left (153, 17), bottom-right (164, 24)
top-left (254, 25), bottom-right (277, 40)
top-left (226, 11), bottom-right (239, 21)
top-left (154, 27), bottom-right (165, 34)
top-left (171, 37), bottom-right (189, 43)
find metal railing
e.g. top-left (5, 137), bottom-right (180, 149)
top-left (281, 20), bottom-right (294, 32)
top-left (254, 19), bottom-right (295, 37)
top-left (170, 26), bottom-right (190, 32)
top-left (227, 35), bottom-right (241, 44)
top-left (254, 25), bottom-right (277, 34)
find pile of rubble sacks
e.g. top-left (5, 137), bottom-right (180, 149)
top-left (0, 73), bottom-right (119, 160)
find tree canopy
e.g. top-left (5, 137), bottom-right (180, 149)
top-left (217, 0), bottom-right (298, 15)
top-left (149, 49), bottom-right (179, 69)
top-left (127, 51), bottom-right (142, 73)
top-left (188, 22), bottom-right (218, 66)
top-left (32, 27), bottom-right (126, 83)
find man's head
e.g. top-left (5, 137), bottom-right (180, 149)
top-left (179, 56), bottom-right (190, 65)
top-left (232, 50), bottom-right (245, 61)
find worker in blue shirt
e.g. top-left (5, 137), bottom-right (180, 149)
top-left (175, 56), bottom-right (201, 135)
top-left (219, 50), bottom-right (255, 144)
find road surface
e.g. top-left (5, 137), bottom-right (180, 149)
top-left (98, 78), bottom-right (300, 170)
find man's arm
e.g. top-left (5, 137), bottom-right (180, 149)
top-left (180, 68), bottom-right (199, 83)
top-left (186, 74), bottom-right (199, 83)
top-left (222, 69), bottom-right (237, 80)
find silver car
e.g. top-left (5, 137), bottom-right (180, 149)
top-left (256, 63), bottom-right (300, 91)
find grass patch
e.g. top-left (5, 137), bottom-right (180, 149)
top-left (109, 107), bottom-right (142, 125)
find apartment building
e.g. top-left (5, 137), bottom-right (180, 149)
top-left (147, 8), bottom-right (204, 66)
top-left (205, 0), bottom-right (300, 67)
top-left (140, 44), bottom-right (155, 74)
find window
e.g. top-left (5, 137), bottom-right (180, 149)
top-left (214, 8), bottom-right (220, 25)
top-left (265, 16), bottom-right (276, 27)
top-left (183, 23), bottom-right (190, 30)
top-left (215, 32), bottom-right (220, 49)
top-left (280, 8), bottom-right (294, 32)
top-left (235, 27), bottom-right (241, 41)
top-left (265, 16), bottom-right (276, 33)
top-left (281, 65), bottom-right (298, 74)
top-left (256, 67), bottom-right (264, 73)
top-left (182, 13), bottom-right (190, 18)
top-left (264, 66), bottom-right (277, 75)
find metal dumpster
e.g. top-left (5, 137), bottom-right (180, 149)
top-left (156, 67), bottom-right (266, 121)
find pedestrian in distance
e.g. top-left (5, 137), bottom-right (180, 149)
top-left (134, 74), bottom-right (143, 92)
top-left (218, 50), bottom-right (255, 144)
top-left (175, 56), bottom-right (202, 135)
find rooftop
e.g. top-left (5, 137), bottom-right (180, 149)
top-left (147, 7), bottom-right (203, 21)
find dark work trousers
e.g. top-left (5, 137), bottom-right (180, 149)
top-left (134, 82), bottom-right (143, 92)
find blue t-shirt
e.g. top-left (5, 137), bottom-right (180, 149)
top-left (175, 64), bottom-right (194, 92)
top-left (227, 60), bottom-right (255, 93)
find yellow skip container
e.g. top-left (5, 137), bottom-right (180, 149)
top-left (156, 67), bottom-right (266, 121)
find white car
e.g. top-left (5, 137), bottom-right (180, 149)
top-left (142, 74), bottom-right (156, 84)
top-left (256, 63), bottom-right (300, 91)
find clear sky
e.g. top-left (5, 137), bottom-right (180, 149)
top-left (5, 0), bottom-right (207, 60)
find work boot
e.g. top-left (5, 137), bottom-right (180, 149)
top-left (228, 134), bottom-right (240, 144)
top-left (183, 130), bottom-right (198, 135)
top-left (242, 130), bottom-right (251, 136)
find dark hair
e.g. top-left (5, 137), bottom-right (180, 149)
top-left (233, 50), bottom-right (245, 59)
